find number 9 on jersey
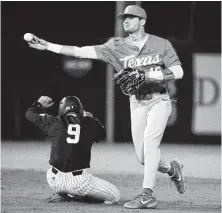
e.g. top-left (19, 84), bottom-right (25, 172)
top-left (66, 124), bottom-right (81, 144)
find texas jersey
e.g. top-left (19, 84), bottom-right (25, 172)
top-left (94, 34), bottom-right (181, 96)
top-left (94, 34), bottom-right (181, 72)
top-left (25, 101), bottom-right (105, 172)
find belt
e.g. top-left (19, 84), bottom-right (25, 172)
top-left (52, 167), bottom-right (83, 176)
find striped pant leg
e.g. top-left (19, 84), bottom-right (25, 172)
top-left (87, 175), bottom-right (120, 203)
top-left (64, 169), bottom-right (91, 197)
top-left (46, 167), bottom-right (65, 193)
top-left (63, 172), bottom-right (79, 196)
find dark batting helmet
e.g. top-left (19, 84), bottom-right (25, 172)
top-left (58, 96), bottom-right (84, 116)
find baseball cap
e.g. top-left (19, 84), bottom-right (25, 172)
top-left (117, 5), bottom-right (147, 20)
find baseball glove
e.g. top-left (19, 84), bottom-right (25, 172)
top-left (113, 69), bottom-right (146, 96)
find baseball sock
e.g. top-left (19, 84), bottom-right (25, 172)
top-left (142, 188), bottom-right (153, 195)
top-left (167, 165), bottom-right (176, 177)
top-left (167, 165), bottom-right (179, 179)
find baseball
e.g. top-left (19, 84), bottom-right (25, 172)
top-left (23, 33), bottom-right (34, 42)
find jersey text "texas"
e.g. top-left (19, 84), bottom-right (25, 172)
top-left (119, 55), bottom-right (161, 69)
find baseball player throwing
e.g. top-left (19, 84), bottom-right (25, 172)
top-left (25, 96), bottom-right (120, 203)
top-left (26, 5), bottom-right (185, 209)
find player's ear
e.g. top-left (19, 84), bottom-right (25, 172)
top-left (140, 19), bottom-right (146, 26)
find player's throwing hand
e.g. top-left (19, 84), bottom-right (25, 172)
top-left (24, 33), bottom-right (49, 50)
top-left (38, 96), bottom-right (54, 108)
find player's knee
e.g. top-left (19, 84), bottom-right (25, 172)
top-left (134, 150), bottom-right (144, 165)
top-left (112, 187), bottom-right (120, 202)
top-left (114, 191), bottom-right (120, 202)
top-left (117, 189), bottom-right (120, 201)
top-left (137, 155), bottom-right (144, 165)
top-left (138, 159), bottom-right (144, 165)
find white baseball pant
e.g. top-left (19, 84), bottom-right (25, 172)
top-left (46, 167), bottom-right (120, 203)
top-left (130, 93), bottom-right (172, 191)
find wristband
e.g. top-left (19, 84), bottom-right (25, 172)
top-left (146, 71), bottom-right (164, 80)
top-left (146, 69), bottom-right (175, 81)
top-left (47, 43), bottom-right (63, 54)
top-left (32, 101), bottom-right (42, 108)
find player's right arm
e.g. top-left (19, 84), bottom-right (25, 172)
top-left (27, 34), bottom-right (123, 72)
top-left (25, 96), bottom-right (55, 134)
top-left (28, 34), bottom-right (98, 59)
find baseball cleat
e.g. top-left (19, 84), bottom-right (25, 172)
top-left (124, 193), bottom-right (157, 209)
top-left (170, 158), bottom-right (186, 194)
top-left (45, 193), bottom-right (75, 203)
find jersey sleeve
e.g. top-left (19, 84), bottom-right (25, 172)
top-left (73, 46), bottom-right (98, 59)
top-left (163, 40), bottom-right (181, 68)
top-left (93, 38), bottom-right (123, 72)
top-left (25, 101), bottom-right (56, 134)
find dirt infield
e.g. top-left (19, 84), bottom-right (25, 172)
top-left (1, 169), bottom-right (221, 213)
top-left (1, 141), bottom-right (221, 212)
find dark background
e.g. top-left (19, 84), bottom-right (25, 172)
top-left (1, 1), bottom-right (221, 143)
